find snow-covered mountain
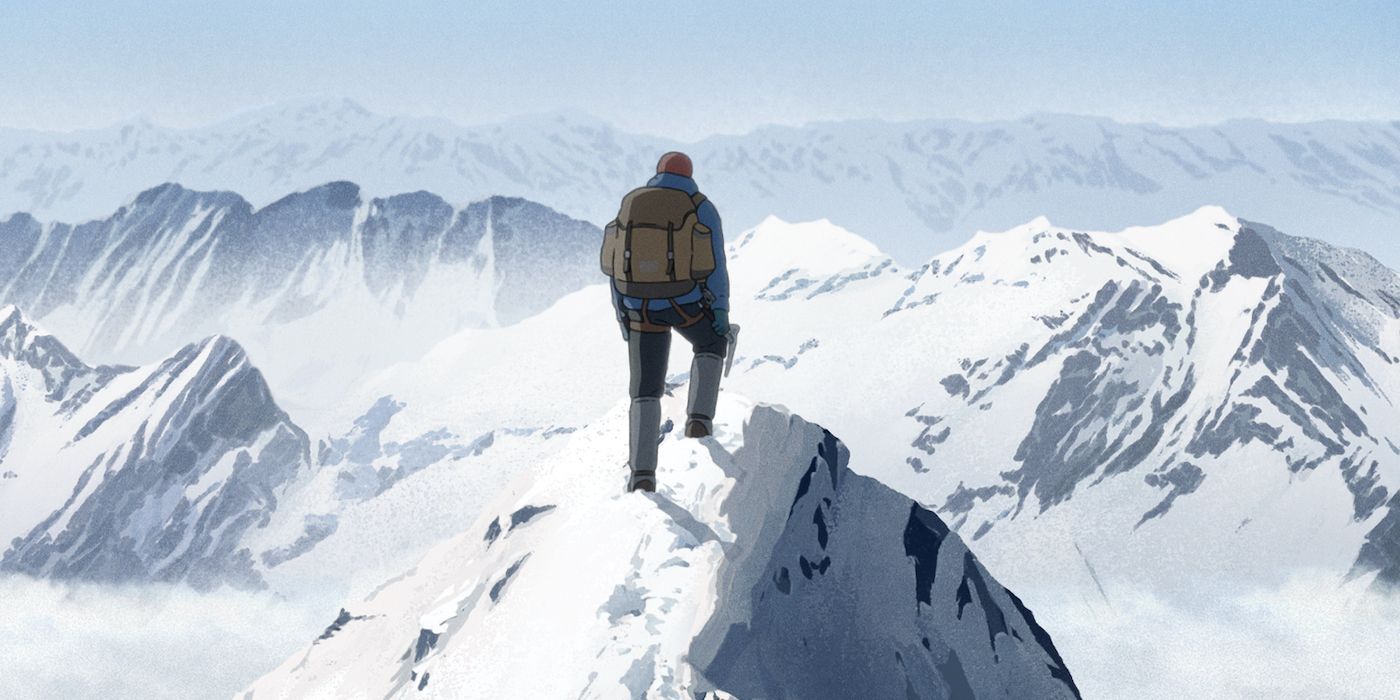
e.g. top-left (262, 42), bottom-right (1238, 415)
top-left (0, 182), bottom-right (600, 417)
top-left (246, 395), bottom-right (1079, 699)
top-left (731, 208), bottom-right (1400, 605)
top-left (0, 305), bottom-right (310, 590)
top-left (9, 202), bottom-right (1400, 695)
top-left (322, 207), bottom-right (1400, 615)
top-left (0, 299), bottom-right (584, 600)
top-left (4, 99), bottom-right (1400, 266)
top-left (820, 207), bottom-right (1400, 596)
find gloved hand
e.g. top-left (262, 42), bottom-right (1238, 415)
top-left (710, 308), bottom-right (730, 337)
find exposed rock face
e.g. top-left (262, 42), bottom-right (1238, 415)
top-left (689, 408), bottom-right (1078, 699)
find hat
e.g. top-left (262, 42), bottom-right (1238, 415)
top-left (656, 151), bottom-right (693, 178)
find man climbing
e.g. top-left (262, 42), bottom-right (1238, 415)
top-left (600, 151), bottom-right (731, 493)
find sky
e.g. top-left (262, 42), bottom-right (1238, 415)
top-left (1, 0), bottom-right (1398, 139)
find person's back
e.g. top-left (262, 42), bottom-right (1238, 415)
top-left (599, 151), bottom-right (732, 493)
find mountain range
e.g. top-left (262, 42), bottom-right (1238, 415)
top-left (0, 182), bottom-right (600, 419)
top-left (3, 99), bottom-right (1399, 266)
top-left (6, 197), bottom-right (1400, 695)
top-left (305, 206), bottom-right (1400, 616)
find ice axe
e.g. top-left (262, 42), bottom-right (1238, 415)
top-left (724, 324), bottom-right (741, 377)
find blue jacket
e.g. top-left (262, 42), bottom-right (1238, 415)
top-left (612, 173), bottom-right (730, 314)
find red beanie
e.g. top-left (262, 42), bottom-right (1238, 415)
top-left (656, 151), bottom-right (693, 178)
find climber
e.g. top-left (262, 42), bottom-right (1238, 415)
top-left (599, 151), bottom-right (732, 493)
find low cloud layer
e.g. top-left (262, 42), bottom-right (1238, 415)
top-left (1044, 571), bottom-right (1400, 699)
top-left (0, 575), bottom-right (335, 699)
top-left (3, 570), bottom-right (1399, 698)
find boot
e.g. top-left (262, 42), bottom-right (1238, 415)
top-left (685, 353), bottom-right (723, 438)
top-left (628, 397), bottom-right (661, 493)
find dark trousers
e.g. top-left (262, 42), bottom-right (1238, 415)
top-left (627, 300), bottom-right (727, 400)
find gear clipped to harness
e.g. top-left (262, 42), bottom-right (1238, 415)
top-left (600, 187), bottom-right (716, 299)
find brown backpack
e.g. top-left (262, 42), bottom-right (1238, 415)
top-left (600, 187), bottom-right (716, 299)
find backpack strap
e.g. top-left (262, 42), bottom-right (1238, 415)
top-left (690, 192), bottom-right (707, 208)
top-left (666, 222), bottom-right (676, 280)
top-left (623, 221), bottom-right (634, 281)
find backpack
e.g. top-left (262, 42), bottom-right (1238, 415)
top-left (600, 187), bottom-right (716, 299)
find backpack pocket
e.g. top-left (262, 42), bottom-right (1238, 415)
top-left (626, 227), bottom-right (673, 282)
top-left (689, 221), bottom-right (716, 278)
top-left (600, 221), bottom-right (621, 276)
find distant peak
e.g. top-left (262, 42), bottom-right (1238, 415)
top-left (273, 97), bottom-right (374, 120)
top-left (145, 181), bottom-right (186, 194)
top-left (132, 181), bottom-right (189, 202)
top-left (731, 216), bottom-right (892, 276)
top-left (128, 182), bottom-right (249, 213)
top-left (964, 216), bottom-right (1055, 245)
top-left (165, 333), bottom-right (248, 363)
top-left (263, 181), bottom-right (363, 212)
top-left (305, 180), bottom-right (363, 200)
top-left (0, 304), bottom-right (41, 336)
top-left (336, 97), bottom-right (371, 116)
top-left (0, 305), bottom-right (90, 376)
top-left (198, 333), bottom-right (248, 359)
top-left (0, 303), bottom-right (23, 326)
top-left (999, 215), bottom-right (1054, 235)
top-left (506, 109), bottom-right (614, 130)
top-left (214, 97), bottom-right (382, 131)
top-left (187, 333), bottom-right (253, 364)
top-left (1178, 205), bottom-right (1239, 231)
top-left (157, 335), bottom-right (255, 386)
top-left (117, 115), bottom-right (156, 130)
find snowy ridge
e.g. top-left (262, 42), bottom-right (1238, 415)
top-left (729, 216), bottom-right (899, 303)
top-left (245, 395), bottom-right (1078, 699)
top-left (0, 311), bottom-right (311, 589)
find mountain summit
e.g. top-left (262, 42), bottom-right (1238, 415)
top-left (246, 394), bottom-right (1079, 699)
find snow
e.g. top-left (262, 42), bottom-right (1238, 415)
top-left (245, 394), bottom-right (757, 698)
top-left (246, 393), bottom-right (1077, 699)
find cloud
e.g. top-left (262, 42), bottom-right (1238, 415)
top-left (0, 575), bottom-right (336, 700)
top-left (1042, 571), bottom-right (1400, 700)
top-left (4, 569), bottom-right (1399, 698)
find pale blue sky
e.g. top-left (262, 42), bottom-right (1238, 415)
top-left (1, 0), bottom-right (1397, 138)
